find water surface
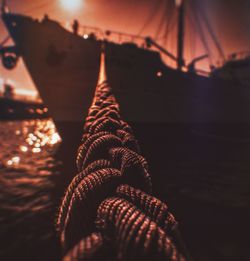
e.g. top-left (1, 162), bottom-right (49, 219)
top-left (0, 119), bottom-right (62, 260)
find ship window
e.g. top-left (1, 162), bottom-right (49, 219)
top-left (12, 22), bottom-right (17, 27)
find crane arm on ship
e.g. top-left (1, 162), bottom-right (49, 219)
top-left (145, 37), bottom-right (177, 62)
top-left (187, 54), bottom-right (208, 73)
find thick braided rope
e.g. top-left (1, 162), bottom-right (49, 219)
top-left (57, 81), bottom-right (189, 261)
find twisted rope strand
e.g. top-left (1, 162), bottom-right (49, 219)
top-left (57, 77), bottom-right (189, 260)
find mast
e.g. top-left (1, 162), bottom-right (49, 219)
top-left (176, 0), bottom-right (185, 71)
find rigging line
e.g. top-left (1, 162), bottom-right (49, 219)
top-left (154, 2), bottom-right (169, 41)
top-left (160, 0), bottom-right (175, 65)
top-left (186, 3), bottom-right (196, 61)
top-left (191, 24), bottom-right (195, 60)
top-left (193, 0), bottom-right (225, 60)
top-left (172, 26), bottom-right (176, 67)
top-left (189, 0), bottom-right (213, 66)
top-left (137, 0), bottom-right (163, 36)
top-left (154, 0), bottom-right (168, 39)
top-left (165, 14), bottom-right (177, 50)
top-left (163, 1), bottom-right (175, 47)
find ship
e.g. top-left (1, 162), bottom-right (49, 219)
top-left (1, 0), bottom-right (250, 139)
top-left (0, 82), bottom-right (49, 120)
top-left (211, 51), bottom-right (250, 87)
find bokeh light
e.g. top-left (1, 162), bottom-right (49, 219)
top-left (59, 0), bottom-right (83, 12)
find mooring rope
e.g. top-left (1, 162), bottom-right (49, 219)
top-left (56, 79), bottom-right (189, 261)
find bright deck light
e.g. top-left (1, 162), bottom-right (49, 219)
top-left (83, 34), bottom-right (89, 39)
top-left (60, 0), bottom-right (83, 12)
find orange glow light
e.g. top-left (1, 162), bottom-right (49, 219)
top-left (60, 0), bottom-right (83, 12)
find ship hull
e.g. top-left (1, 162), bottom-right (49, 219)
top-left (104, 42), bottom-right (250, 124)
top-left (3, 13), bottom-right (250, 138)
top-left (3, 13), bottom-right (102, 126)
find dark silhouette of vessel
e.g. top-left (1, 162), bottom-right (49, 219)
top-left (0, 83), bottom-right (49, 120)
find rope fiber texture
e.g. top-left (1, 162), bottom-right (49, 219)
top-left (56, 80), bottom-right (189, 261)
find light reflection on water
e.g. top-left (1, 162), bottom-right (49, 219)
top-left (0, 119), bottom-right (62, 260)
top-left (2, 119), bottom-right (61, 168)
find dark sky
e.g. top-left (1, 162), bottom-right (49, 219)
top-left (0, 0), bottom-right (250, 95)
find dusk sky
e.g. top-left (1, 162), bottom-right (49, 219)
top-left (0, 0), bottom-right (250, 96)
